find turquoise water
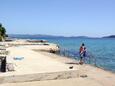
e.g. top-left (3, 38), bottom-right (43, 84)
top-left (42, 37), bottom-right (115, 72)
top-left (10, 36), bottom-right (115, 72)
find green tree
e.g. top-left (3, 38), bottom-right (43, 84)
top-left (0, 23), bottom-right (6, 41)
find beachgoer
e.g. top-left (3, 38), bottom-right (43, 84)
top-left (83, 47), bottom-right (86, 57)
top-left (79, 43), bottom-right (86, 64)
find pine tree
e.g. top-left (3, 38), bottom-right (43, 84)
top-left (0, 23), bottom-right (6, 41)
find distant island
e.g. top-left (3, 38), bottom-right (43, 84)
top-left (103, 35), bottom-right (115, 38)
top-left (8, 34), bottom-right (65, 39)
top-left (8, 34), bottom-right (115, 39)
top-left (8, 34), bottom-right (94, 39)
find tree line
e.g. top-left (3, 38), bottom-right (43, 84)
top-left (0, 23), bottom-right (7, 41)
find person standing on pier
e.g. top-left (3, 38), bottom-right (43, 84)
top-left (79, 43), bottom-right (86, 64)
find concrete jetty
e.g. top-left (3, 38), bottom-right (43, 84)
top-left (0, 46), bottom-right (79, 83)
top-left (0, 40), bottom-right (115, 86)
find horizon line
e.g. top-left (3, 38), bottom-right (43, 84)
top-left (8, 33), bottom-right (115, 38)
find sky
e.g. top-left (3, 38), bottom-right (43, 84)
top-left (0, 0), bottom-right (115, 37)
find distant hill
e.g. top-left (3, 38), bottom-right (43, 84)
top-left (69, 36), bottom-right (91, 38)
top-left (8, 34), bottom-right (65, 39)
top-left (103, 35), bottom-right (115, 38)
top-left (8, 34), bottom-right (91, 39)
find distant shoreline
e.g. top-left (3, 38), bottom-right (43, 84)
top-left (8, 34), bottom-right (115, 39)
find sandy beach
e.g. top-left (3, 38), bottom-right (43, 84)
top-left (0, 40), bottom-right (115, 86)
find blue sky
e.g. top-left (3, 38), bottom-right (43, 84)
top-left (0, 0), bottom-right (115, 37)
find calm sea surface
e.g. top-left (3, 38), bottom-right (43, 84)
top-left (10, 36), bottom-right (115, 72)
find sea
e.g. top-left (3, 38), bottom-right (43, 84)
top-left (9, 35), bottom-right (115, 73)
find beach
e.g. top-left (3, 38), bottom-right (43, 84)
top-left (1, 0), bottom-right (115, 85)
top-left (0, 40), bottom-right (115, 86)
